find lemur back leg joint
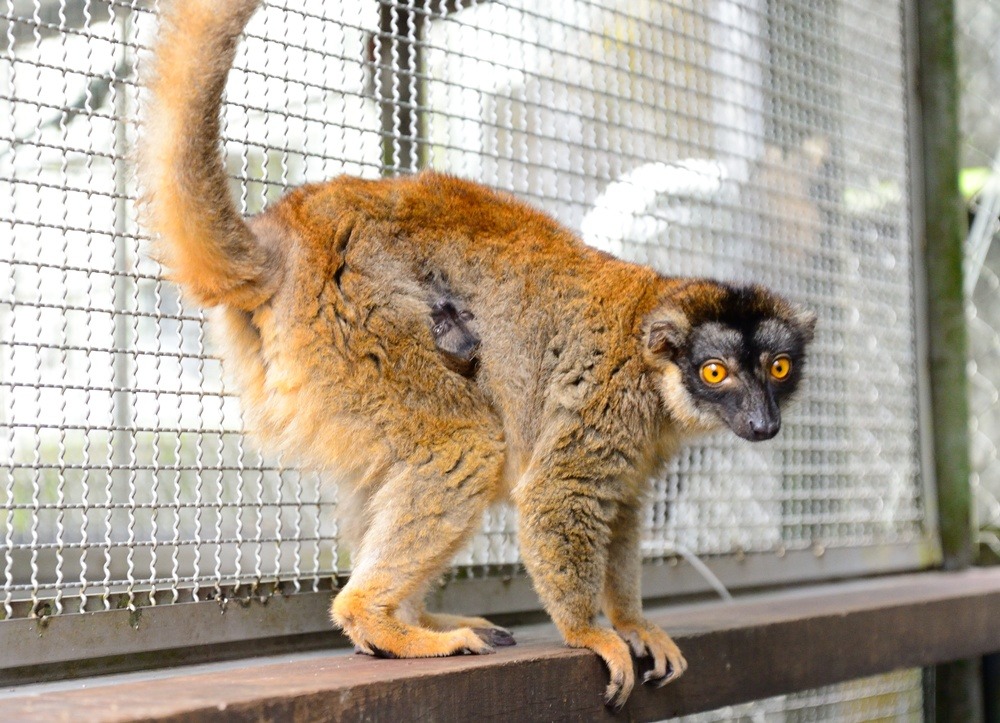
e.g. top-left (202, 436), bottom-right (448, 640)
top-left (395, 577), bottom-right (517, 647)
top-left (331, 427), bottom-right (505, 658)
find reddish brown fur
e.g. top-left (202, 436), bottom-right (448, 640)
top-left (140, 0), bottom-right (813, 707)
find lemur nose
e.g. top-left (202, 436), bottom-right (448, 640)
top-left (749, 418), bottom-right (780, 441)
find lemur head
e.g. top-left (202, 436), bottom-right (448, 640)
top-left (644, 281), bottom-right (816, 441)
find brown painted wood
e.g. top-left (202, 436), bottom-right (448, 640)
top-left (4, 569), bottom-right (1000, 722)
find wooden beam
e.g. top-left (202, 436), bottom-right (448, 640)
top-left (4, 569), bottom-right (1000, 722)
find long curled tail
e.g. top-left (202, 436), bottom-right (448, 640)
top-left (140, 0), bottom-right (275, 310)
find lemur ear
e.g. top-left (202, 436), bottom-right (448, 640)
top-left (647, 316), bottom-right (688, 357)
top-left (792, 306), bottom-right (817, 343)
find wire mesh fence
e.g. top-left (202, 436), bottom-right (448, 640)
top-left (0, 2), bottom-right (339, 619)
top-left (667, 668), bottom-right (923, 723)
top-left (1, 0), bottom-right (928, 637)
top-left (957, 0), bottom-right (1000, 560)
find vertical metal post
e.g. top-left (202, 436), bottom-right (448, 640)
top-left (917, 0), bottom-right (972, 572)
top-left (915, 0), bottom-right (982, 719)
top-left (112, 9), bottom-right (132, 473)
top-left (936, 659), bottom-right (985, 723)
top-left (983, 653), bottom-right (1000, 723)
top-left (109, 4), bottom-right (135, 609)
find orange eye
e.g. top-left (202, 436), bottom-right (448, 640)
top-left (700, 360), bottom-right (728, 385)
top-left (770, 355), bottom-right (791, 380)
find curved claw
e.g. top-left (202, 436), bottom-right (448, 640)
top-left (616, 621), bottom-right (688, 689)
top-left (564, 626), bottom-right (635, 709)
top-left (603, 669), bottom-right (633, 711)
top-left (368, 643), bottom-right (399, 659)
top-left (643, 666), bottom-right (675, 686)
top-left (655, 670), bottom-right (677, 689)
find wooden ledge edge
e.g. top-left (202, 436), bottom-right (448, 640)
top-left (4, 569), bottom-right (1000, 722)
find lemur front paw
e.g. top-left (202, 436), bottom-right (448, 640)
top-left (565, 626), bottom-right (636, 710)
top-left (615, 620), bottom-right (688, 687)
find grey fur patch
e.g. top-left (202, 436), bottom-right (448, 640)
top-left (753, 318), bottom-right (796, 354)
top-left (688, 322), bottom-right (742, 362)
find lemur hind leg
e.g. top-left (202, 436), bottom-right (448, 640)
top-left (331, 424), bottom-right (506, 658)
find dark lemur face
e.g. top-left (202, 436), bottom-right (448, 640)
top-left (675, 318), bottom-right (809, 440)
top-left (646, 281), bottom-right (816, 442)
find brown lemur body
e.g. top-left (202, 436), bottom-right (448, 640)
top-left (141, 0), bottom-right (815, 707)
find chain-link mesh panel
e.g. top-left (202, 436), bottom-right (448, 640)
top-left (667, 669), bottom-right (923, 722)
top-left (2, 0), bottom-right (925, 623)
top-left (958, 0), bottom-right (1000, 557)
top-left (423, 0), bottom-right (923, 562)
top-left (0, 1), bottom-right (346, 618)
